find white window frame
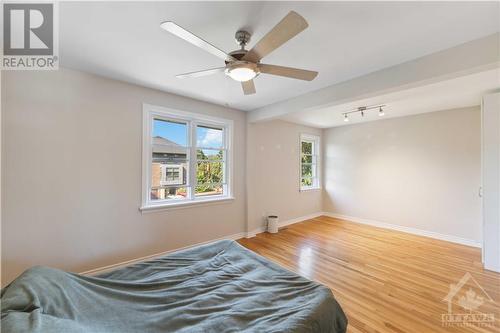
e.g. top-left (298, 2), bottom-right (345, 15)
top-left (141, 104), bottom-right (233, 211)
top-left (300, 134), bottom-right (321, 191)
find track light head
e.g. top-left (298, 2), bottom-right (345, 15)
top-left (344, 114), bottom-right (349, 122)
top-left (379, 106), bottom-right (385, 116)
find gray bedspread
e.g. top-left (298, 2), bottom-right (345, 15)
top-left (1, 240), bottom-right (347, 333)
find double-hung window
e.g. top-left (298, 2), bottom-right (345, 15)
top-left (142, 104), bottom-right (232, 210)
top-left (300, 134), bottom-right (320, 191)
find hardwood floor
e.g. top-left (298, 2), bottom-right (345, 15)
top-left (237, 216), bottom-right (500, 333)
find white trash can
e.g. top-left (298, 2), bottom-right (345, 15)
top-left (267, 215), bottom-right (279, 233)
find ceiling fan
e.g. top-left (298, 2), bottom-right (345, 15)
top-left (160, 11), bottom-right (318, 95)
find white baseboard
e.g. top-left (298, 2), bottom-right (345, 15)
top-left (245, 227), bottom-right (265, 239)
top-left (83, 211), bottom-right (481, 276)
top-left (323, 212), bottom-right (482, 248)
top-left (246, 212), bottom-right (323, 238)
top-left (81, 231), bottom-right (247, 276)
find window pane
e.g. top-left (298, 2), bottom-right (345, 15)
top-left (301, 178), bottom-right (313, 187)
top-left (197, 161), bottom-right (224, 185)
top-left (301, 164), bottom-right (314, 178)
top-left (195, 183), bottom-right (223, 197)
top-left (197, 125), bottom-right (223, 148)
top-left (150, 187), bottom-right (188, 201)
top-left (153, 119), bottom-right (187, 146)
top-left (301, 155), bottom-right (314, 164)
top-left (152, 115), bottom-right (189, 197)
top-left (197, 149), bottom-right (224, 161)
top-left (301, 141), bottom-right (313, 154)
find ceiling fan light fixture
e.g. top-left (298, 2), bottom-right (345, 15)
top-left (227, 68), bottom-right (256, 82)
top-left (225, 62), bottom-right (259, 82)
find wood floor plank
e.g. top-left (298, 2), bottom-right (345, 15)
top-left (238, 216), bottom-right (500, 333)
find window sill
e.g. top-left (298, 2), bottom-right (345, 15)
top-left (300, 187), bottom-right (321, 192)
top-left (140, 196), bottom-right (234, 213)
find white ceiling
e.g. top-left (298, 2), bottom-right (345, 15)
top-left (281, 69), bottom-right (500, 128)
top-left (60, 2), bottom-right (499, 111)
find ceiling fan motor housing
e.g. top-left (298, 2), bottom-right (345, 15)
top-left (226, 50), bottom-right (248, 63)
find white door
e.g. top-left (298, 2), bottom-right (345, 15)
top-left (482, 92), bottom-right (500, 272)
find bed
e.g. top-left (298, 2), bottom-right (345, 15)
top-left (1, 240), bottom-right (347, 332)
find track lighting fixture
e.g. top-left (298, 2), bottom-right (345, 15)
top-left (341, 104), bottom-right (386, 122)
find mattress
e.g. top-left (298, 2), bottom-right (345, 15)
top-left (1, 240), bottom-right (347, 332)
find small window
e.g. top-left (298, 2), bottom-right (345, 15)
top-left (300, 134), bottom-right (320, 191)
top-left (142, 104), bottom-right (233, 210)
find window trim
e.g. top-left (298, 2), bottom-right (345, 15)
top-left (299, 133), bottom-right (321, 192)
top-left (141, 103), bottom-right (234, 211)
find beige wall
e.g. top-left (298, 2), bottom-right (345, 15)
top-left (246, 120), bottom-right (322, 233)
top-left (323, 107), bottom-right (482, 243)
top-left (1, 68), bottom-right (247, 285)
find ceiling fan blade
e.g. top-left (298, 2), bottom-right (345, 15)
top-left (176, 67), bottom-right (226, 79)
top-left (241, 80), bottom-right (256, 95)
top-left (259, 64), bottom-right (318, 81)
top-left (242, 11), bottom-right (308, 63)
top-left (161, 21), bottom-right (236, 62)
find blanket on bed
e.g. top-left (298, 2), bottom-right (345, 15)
top-left (1, 240), bottom-right (347, 333)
